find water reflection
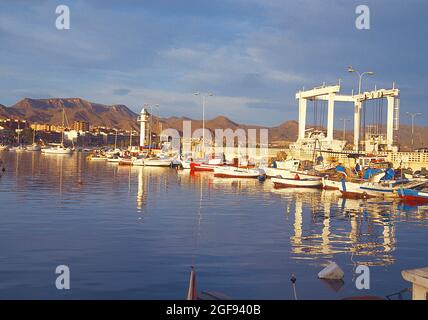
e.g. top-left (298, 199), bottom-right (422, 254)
top-left (1, 151), bottom-right (428, 299)
top-left (270, 187), bottom-right (398, 266)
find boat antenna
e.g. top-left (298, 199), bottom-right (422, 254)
top-left (291, 274), bottom-right (298, 300)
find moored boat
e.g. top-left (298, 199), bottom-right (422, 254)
top-left (10, 145), bottom-right (26, 152)
top-left (272, 176), bottom-right (322, 188)
top-left (397, 188), bottom-right (428, 204)
top-left (142, 158), bottom-right (172, 167)
top-left (213, 166), bottom-right (264, 178)
top-left (42, 145), bottom-right (73, 155)
top-left (87, 154), bottom-right (107, 161)
top-left (190, 158), bottom-right (225, 172)
top-left (26, 143), bottom-right (41, 152)
top-left (264, 159), bottom-right (322, 180)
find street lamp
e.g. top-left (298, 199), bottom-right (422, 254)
top-left (406, 112), bottom-right (422, 150)
top-left (347, 66), bottom-right (374, 94)
top-left (193, 92), bottom-right (213, 154)
top-left (339, 118), bottom-right (350, 142)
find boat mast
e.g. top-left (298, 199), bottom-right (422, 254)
top-left (17, 120), bottom-right (21, 145)
top-left (61, 108), bottom-right (65, 146)
top-left (114, 129), bottom-right (118, 149)
top-left (129, 128), bottom-right (133, 150)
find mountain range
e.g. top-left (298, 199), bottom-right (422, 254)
top-left (0, 97), bottom-right (426, 149)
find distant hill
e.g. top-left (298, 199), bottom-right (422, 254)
top-left (1, 97), bottom-right (427, 149)
top-left (2, 98), bottom-right (139, 130)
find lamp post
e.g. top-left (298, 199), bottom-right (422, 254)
top-left (406, 112), bottom-right (422, 150)
top-left (348, 66), bottom-right (374, 150)
top-left (193, 92), bottom-right (213, 154)
top-left (347, 66), bottom-right (374, 94)
top-left (339, 118), bottom-right (350, 141)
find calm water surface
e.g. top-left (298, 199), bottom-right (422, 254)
top-left (0, 151), bottom-right (427, 299)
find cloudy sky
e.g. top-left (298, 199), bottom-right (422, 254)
top-left (0, 0), bottom-right (427, 127)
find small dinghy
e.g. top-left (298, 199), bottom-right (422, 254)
top-left (272, 176), bottom-right (322, 188)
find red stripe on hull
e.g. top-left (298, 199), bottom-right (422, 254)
top-left (214, 173), bottom-right (258, 178)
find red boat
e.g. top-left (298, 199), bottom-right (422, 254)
top-left (190, 158), bottom-right (225, 172)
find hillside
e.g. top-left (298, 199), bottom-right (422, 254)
top-left (6, 98), bottom-right (139, 130)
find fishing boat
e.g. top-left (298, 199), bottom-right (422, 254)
top-left (190, 158), bottom-right (225, 172)
top-left (322, 176), bottom-right (342, 190)
top-left (272, 176), bottom-right (322, 188)
top-left (213, 166), bottom-right (264, 178)
top-left (339, 175), bottom-right (424, 199)
top-left (397, 184), bottom-right (428, 204)
top-left (264, 159), bottom-right (322, 180)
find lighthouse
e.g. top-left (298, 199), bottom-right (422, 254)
top-left (138, 107), bottom-right (150, 149)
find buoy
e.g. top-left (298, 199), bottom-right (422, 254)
top-left (318, 261), bottom-right (344, 280)
top-left (258, 175), bottom-right (266, 182)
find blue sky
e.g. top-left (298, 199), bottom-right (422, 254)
top-left (0, 0), bottom-right (427, 127)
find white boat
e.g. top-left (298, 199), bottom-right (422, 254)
top-left (107, 156), bottom-right (123, 163)
top-left (213, 166), bottom-right (264, 178)
top-left (0, 145), bottom-right (9, 151)
top-left (142, 158), bottom-right (172, 167)
top-left (272, 176), bottom-right (322, 188)
top-left (339, 176), bottom-right (424, 199)
top-left (26, 129), bottom-right (41, 151)
top-left (264, 159), bottom-right (322, 180)
top-left (42, 145), bottom-right (73, 155)
top-left (26, 143), bottom-right (41, 152)
top-left (42, 108), bottom-right (73, 155)
top-left (87, 154), bottom-right (107, 161)
top-left (10, 145), bottom-right (26, 152)
top-left (181, 160), bottom-right (191, 169)
top-left (322, 176), bottom-right (343, 190)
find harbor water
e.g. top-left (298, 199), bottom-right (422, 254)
top-left (0, 151), bottom-right (427, 299)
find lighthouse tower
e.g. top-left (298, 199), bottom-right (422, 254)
top-left (137, 107), bottom-right (150, 149)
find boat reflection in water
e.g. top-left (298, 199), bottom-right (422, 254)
top-left (271, 187), bottom-right (397, 266)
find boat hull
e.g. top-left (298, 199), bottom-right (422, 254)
top-left (143, 159), bottom-right (172, 167)
top-left (213, 166), bottom-right (263, 178)
top-left (322, 177), bottom-right (341, 190)
top-left (339, 179), bottom-right (396, 199)
top-left (397, 188), bottom-right (428, 204)
top-left (265, 167), bottom-right (322, 180)
top-left (272, 177), bottom-right (322, 189)
top-left (42, 148), bottom-right (72, 155)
